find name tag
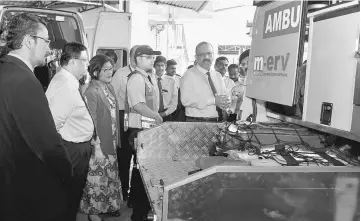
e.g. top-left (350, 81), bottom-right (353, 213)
top-left (141, 116), bottom-right (156, 129)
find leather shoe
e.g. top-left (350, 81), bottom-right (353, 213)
top-left (127, 200), bottom-right (133, 208)
top-left (123, 192), bottom-right (129, 201)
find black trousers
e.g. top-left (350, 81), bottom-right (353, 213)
top-left (117, 110), bottom-right (133, 196)
top-left (128, 127), bottom-right (151, 221)
top-left (62, 139), bottom-right (92, 221)
top-left (173, 105), bottom-right (186, 122)
top-left (159, 108), bottom-right (172, 122)
top-left (162, 114), bottom-right (173, 122)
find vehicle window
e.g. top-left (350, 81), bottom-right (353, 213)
top-left (0, 11), bottom-right (83, 91)
top-left (96, 48), bottom-right (128, 72)
top-left (1, 11), bottom-right (81, 51)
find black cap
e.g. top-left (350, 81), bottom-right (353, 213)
top-left (134, 45), bottom-right (161, 58)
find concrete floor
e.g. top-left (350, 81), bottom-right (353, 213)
top-left (76, 206), bottom-right (133, 221)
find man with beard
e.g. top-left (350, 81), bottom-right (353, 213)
top-left (0, 13), bottom-right (73, 221)
top-left (46, 42), bottom-right (95, 221)
top-left (180, 42), bottom-right (229, 122)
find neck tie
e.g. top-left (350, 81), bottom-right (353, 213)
top-left (157, 77), bottom-right (165, 112)
top-left (78, 86), bottom-right (97, 140)
top-left (206, 72), bottom-right (218, 96)
top-left (207, 72), bottom-right (223, 121)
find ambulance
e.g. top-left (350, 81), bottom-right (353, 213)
top-left (245, 0), bottom-right (360, 144)
top-left (0, 2), bottom-right (131, 88)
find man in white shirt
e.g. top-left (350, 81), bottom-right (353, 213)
top-left (214, 56), bottom-right (235, 121)
top-left (112, 45), bottom-right (139, 115)
top-left (46, 42), bottom-right (97, 221)
top-left (228, 64), bottom-right (246, 120)
top-left (214, 56), bottom-right (235, 94)
top-left (154, 56), bottom-right (178, 121)
top-left (165, 59), bottom-right (183, 121)
top-left (180, 42), bottom-right (229, 122)
top-left (166, 59), bottom-right (181, 89)
top-left (110, 45), bottom-right (138, 201)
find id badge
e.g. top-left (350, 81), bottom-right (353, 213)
top-left (141, 116), bottom-right (156, 129)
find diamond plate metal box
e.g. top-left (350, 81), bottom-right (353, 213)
top-left (136, 122), bottom-right (360, 221)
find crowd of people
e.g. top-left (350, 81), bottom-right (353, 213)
top-left (0, 13), bottom-right (250, 221)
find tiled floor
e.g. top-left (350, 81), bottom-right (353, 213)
top-left (77, 206), bottom-right (133, 221)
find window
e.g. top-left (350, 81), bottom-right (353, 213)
top-left (0, 10), bottom-right (83, 91)
top-left (96, 48), bottom-right (128, 72)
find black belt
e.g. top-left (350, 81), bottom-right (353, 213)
top-left (62, 139), bottom-right (91, 145)
top-left (159, 108), bottom-right (168, 113)
top-left (186, 116), bottom-right (219, 122)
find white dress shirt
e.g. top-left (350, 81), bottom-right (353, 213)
top-left (158, 74), bottom-right (178, 116)
top-left (180, 65), bottom-right (226, 118)
top-left (111, 65), bottom-right (134, 110)
top-left (238, 76), bottom-right (248, 110)
top-left (222, 75), bottom-right (235, 94)
top-left (231, 80), bottom-right (246, 113)
top-left (46, 68), bottom-right (94, 142)
top-left (174, 74), bottom-right (181, 89)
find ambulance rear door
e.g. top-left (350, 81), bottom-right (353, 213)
top-left (91, 11), bottom-right (131, 68)
top-left (246, 1), bottom-right (308, 106)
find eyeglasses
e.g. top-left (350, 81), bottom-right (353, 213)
top-left (101, 67), bottom-right (114, 72)
top-left (196, 52), bottom-right (213, 57)
top-left (139, 55), bottom-right (156, 60)
top-left (30, 35), bottom-right (51, 45)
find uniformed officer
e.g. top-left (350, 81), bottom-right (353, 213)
top-left (124, 45), bottom-right (163, 221)
top-left (165, 59), bottom-right (185, 121)
top-left (154, 57), bottom-right (178, 122)
top-left (111, 45), bottom-right (139, 201)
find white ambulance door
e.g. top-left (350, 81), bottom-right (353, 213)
top-left (246, 1), bottom-right (307, 106)
top-left (91, 11), bottom-right (131, 67)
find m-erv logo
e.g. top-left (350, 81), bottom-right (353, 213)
top-left (253, 53), bottom-right (290, 73)
top-left (263, 1), bottom-right (302, 39)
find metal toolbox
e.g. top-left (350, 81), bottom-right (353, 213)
top-left (136, 122), bottom-right (360, 221)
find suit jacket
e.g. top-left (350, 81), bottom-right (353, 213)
top-left (0, 55), bottom-right (73, 221)
top-left (85, 80), bottom-right (120, 155)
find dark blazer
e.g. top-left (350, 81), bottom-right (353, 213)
top-left (85, 80), bottom-right (120, 155)
top-left (0, 55), bottom-right (73, 221)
